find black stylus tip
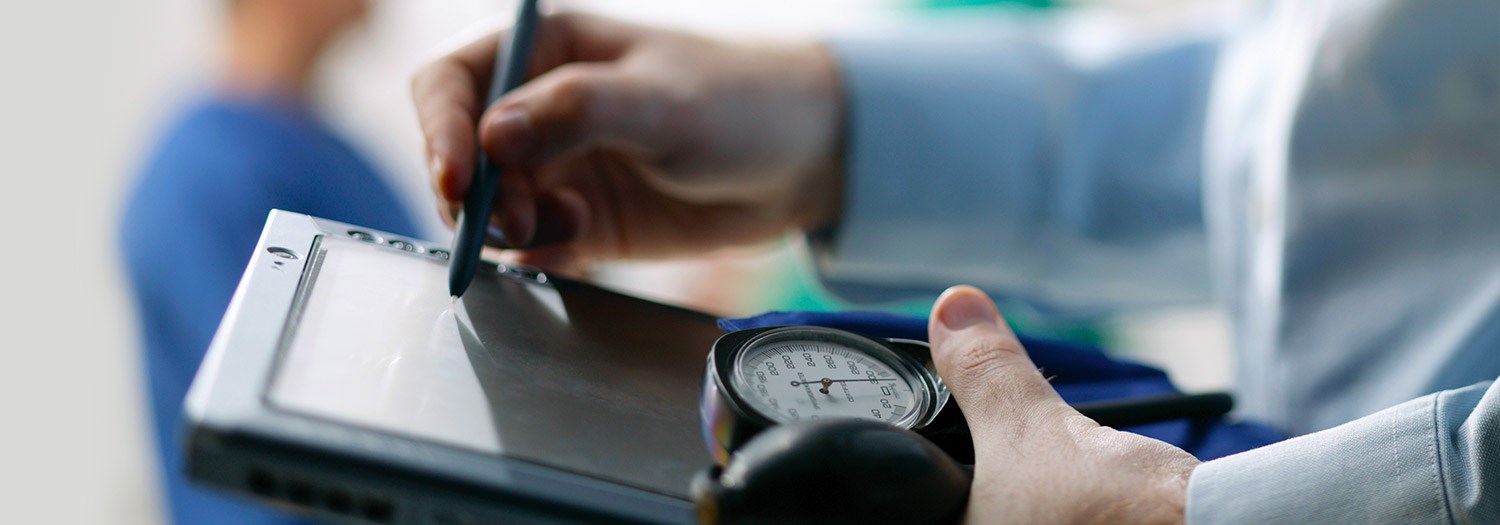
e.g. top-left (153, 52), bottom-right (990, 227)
top-left (448, 270), bottom-right (471, 299)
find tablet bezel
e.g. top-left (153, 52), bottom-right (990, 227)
top-left (184, 210), bottom-right (698, 524)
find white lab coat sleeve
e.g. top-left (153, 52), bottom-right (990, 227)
top-left (819, 20), bottom-right (1224, 312)
top-left (1187, 380), bottom-right (1499, 523)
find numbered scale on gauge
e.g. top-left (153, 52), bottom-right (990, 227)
top-left (701, 325), bottom-right (955, 462)
top-left (722, 327), bottom-right (948, 432)
top-left (733, 340), bottom-right (917, 424)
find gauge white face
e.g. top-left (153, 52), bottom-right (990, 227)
top-left (731, 333), bottom-right (924, 427)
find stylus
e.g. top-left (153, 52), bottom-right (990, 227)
top-left (448, 0), bottom-right (542, 298)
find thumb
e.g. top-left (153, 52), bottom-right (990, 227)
top-left (928, 286), bottom-right (1067, 434)
top-left (478, 63), bottom-right (673, 168)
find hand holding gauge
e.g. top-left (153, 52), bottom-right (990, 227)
top-left (696, 321), bottom-right (1233, 525)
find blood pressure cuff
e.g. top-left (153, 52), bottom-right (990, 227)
top-left (719, 311), bottom-right (1286, 461)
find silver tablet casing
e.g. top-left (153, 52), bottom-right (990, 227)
top-left (184, 210), bottom-right (703, 524)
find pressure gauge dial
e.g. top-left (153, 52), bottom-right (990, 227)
top-left (729, 328), bottom-right (931, 427)
top-left (701, 326), bottom-right (952, 463)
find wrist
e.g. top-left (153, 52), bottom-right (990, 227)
top-left (1149, 463), bottom-right (1192, 525)
top-left (1065, 423), bottom-right (1197, 525)
top-left (1117, 449), bottom-right (1194, 525)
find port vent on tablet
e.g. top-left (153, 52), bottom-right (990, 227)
top-left (243, 467), bottom-right (396, 523)
top-left (285, 478), bottom-right (315, 505)
top-left (324, 486), bottom-right (354, 514)
top-left (246, 468), bottom-right (278, 497)
top-left (360, 495), bottom-right (395, 523)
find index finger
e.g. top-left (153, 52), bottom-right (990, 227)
top-left (412, 31), bottom-right (502, 202)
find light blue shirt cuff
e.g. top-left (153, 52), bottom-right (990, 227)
top-left (1187, 380), bottom-right (1497, 523)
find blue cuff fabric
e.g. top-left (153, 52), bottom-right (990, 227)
top-left (721, 311), bottom-right (1284, 460)
top-left (1186, 381), bottom-right (1498, 524)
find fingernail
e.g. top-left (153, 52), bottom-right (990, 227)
top-left (938, 287), bottom-right (998, 330)
top-left (486, 109), bottom-right (534, 164)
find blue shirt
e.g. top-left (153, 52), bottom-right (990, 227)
top-left (120, 95), bottom-right (419, 524)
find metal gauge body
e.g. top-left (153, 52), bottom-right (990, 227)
top-left (700, 326), bottom-right (953, 463)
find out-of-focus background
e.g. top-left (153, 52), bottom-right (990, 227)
top-left (1, 0), bottom-right (1245, 522)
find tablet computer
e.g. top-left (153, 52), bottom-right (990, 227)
top-left (184, 210), bottom-right (723, 524)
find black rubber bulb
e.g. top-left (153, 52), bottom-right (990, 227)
top-left (691, 419), bottom-right (971, 525)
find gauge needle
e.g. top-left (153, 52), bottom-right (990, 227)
top-left (791, 377), bottom-right (899, 394)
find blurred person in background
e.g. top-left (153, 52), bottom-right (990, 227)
top-left (119, 0), bottom-right (418, 522)
top-left (415, 0), bottom-right (1497, 522)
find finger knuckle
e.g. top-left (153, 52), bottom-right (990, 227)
top-left (550, 69), bottom-right (614, 138)
top-left (411, 61), bottom-right (447, 93)
top-left (550, 11), bottom-right (582, 30)
top-left (551, 70), bottom-right (597, 118)
top-left (950, 338), bottom-right (1023, 383)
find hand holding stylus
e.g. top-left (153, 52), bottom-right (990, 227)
top-left (414, 13), bottom-right (844, 276)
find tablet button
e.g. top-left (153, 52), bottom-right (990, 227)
top-left (387, 240), bottom-right (417, 252)
top-left (348, 230), bottom-right (379, 242)
top-left (505, 264), bottom-right (548, 284)
top-left (266, 247), bottom-right (299, 260)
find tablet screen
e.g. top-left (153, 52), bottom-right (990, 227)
top-left (267, 236), bottom-right (722, 498)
